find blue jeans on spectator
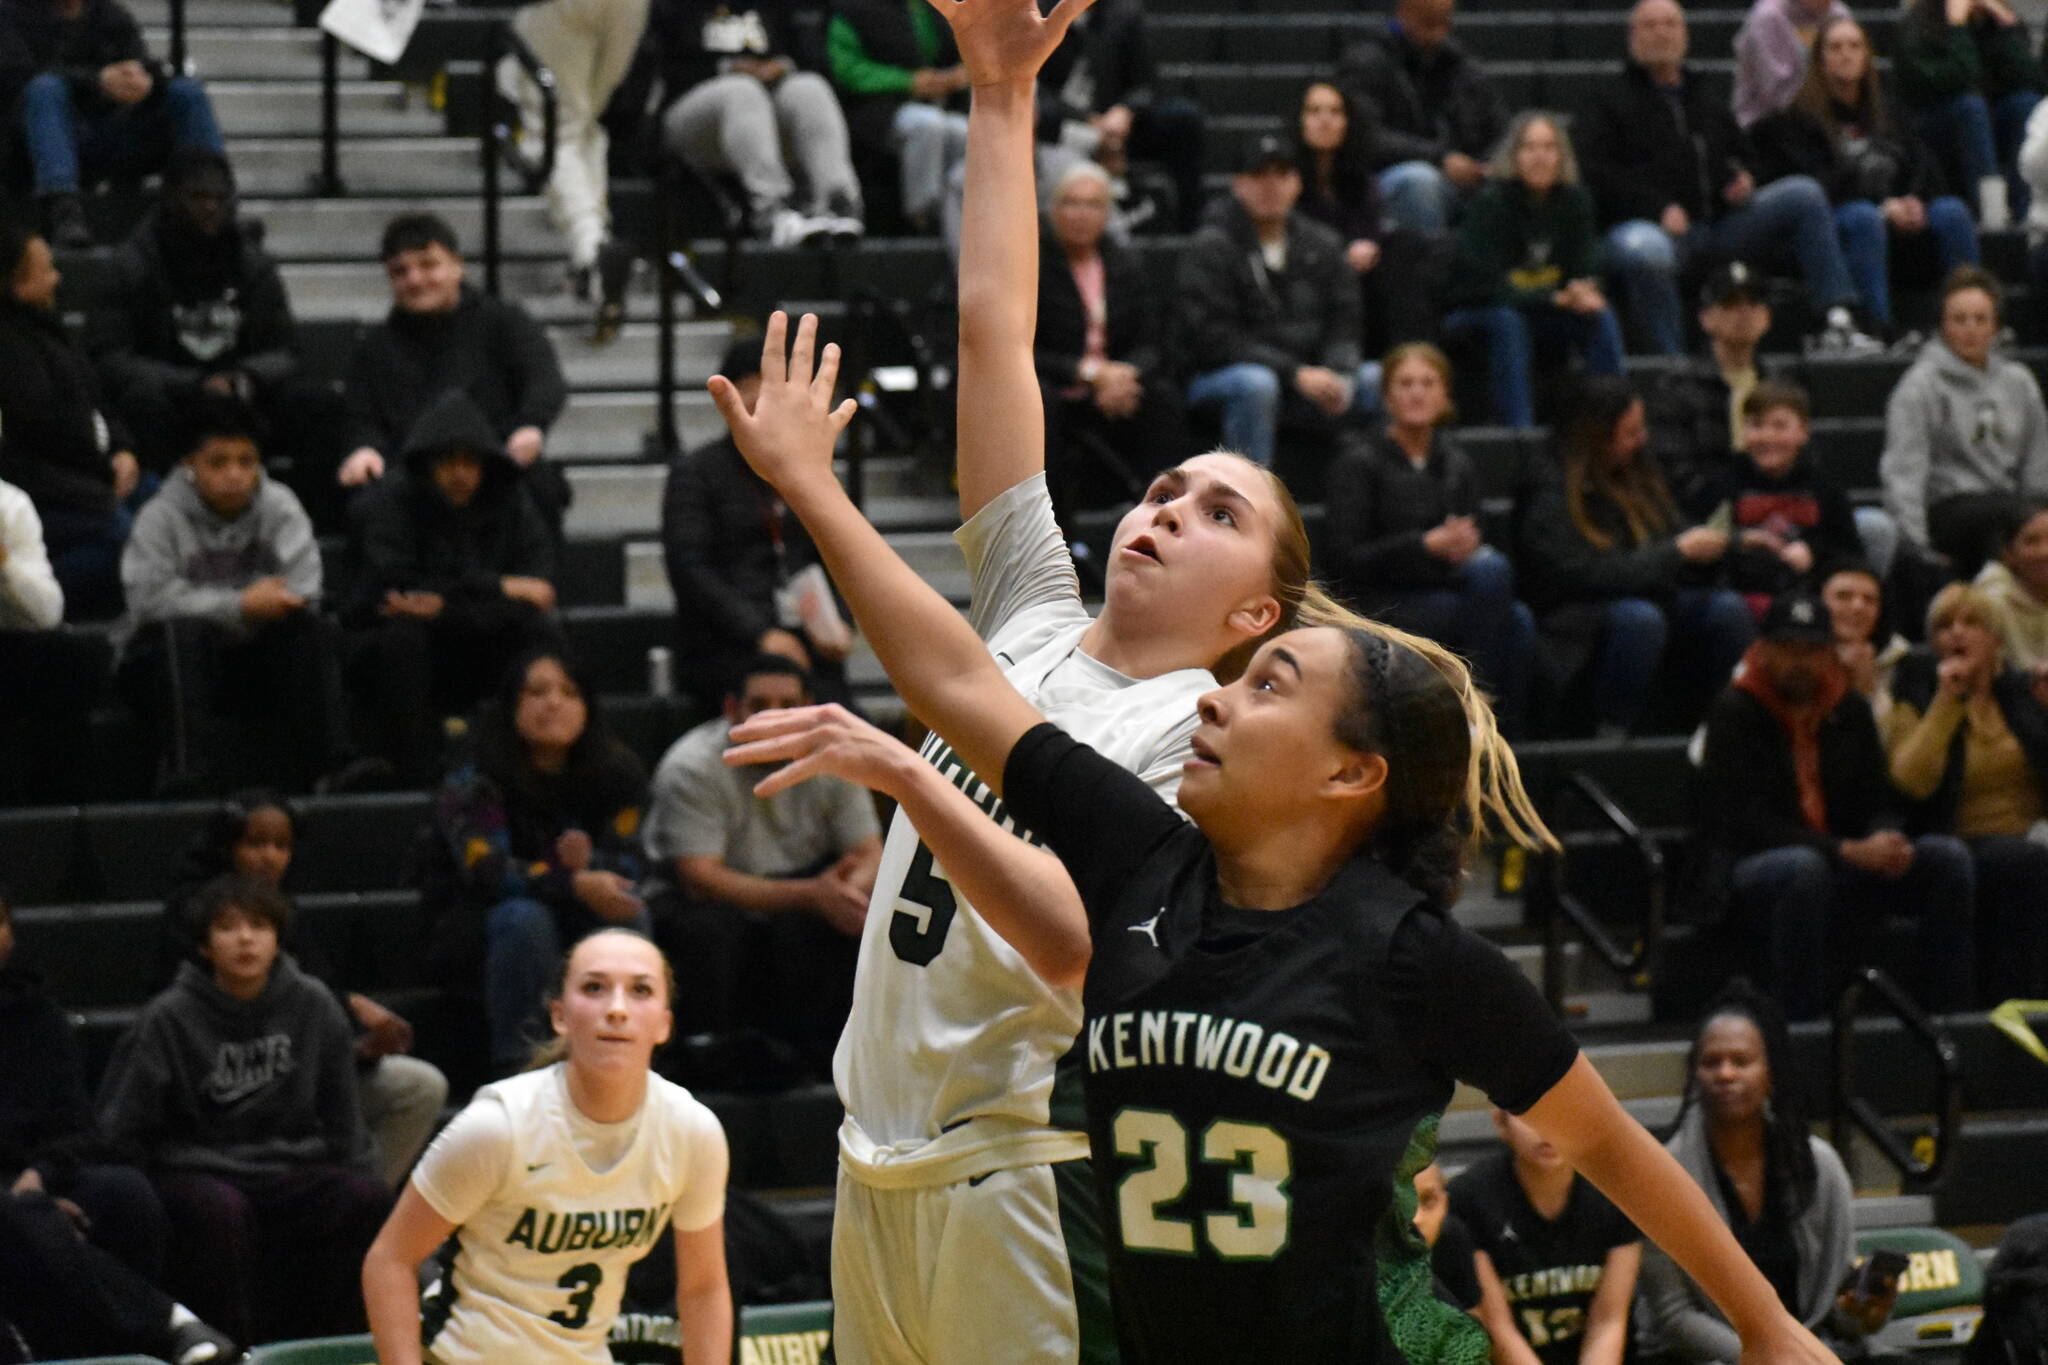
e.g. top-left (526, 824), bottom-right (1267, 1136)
top-left (1378, 159), bottom-right (1456, 234)
top-left (1853, 505), bottom-right (1899, 582)
top-left (1373, 547), bottom-right (1537, 735)
top-left (1438, 301), bottom-right (1625, 427)
top-left (1731, 835), bottom-right (1976, 1022)
top-left (486, 895), bottom-right (657, 1066)
top-left (1914, 89), bottom-right (2039, 222)
top-left (1834, 196), bottom-right (1980, 328)
top-left (1185, 361), bottom-right (1381, 468)
top-left (21, 72), bottom-right (224, 196)
top-left (1603, 175), bottom-right (1857, 355)
top-left (1593, 588), bottom-right (1753, 732)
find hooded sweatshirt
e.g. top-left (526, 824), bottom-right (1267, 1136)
top-left (119, 463), bottom-right (321, 641)
top-left (97, 955), bottom-right (372, 1177)
top-left (343, 390), bottom-right (555, 626)
top-left (1881, 337), bottom-right (2048, 554)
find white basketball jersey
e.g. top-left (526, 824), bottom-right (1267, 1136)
top-left (834, 475), bottom-right (1211, 1188)
top-left (416, 1066), bottom-right (728, 1365)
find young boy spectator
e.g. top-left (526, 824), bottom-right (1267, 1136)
top-left (118, 401), bottom-right (347, 795)
top-left (335, 215), bottom-right (569, 527)
top-left (89, 150), bottom-right (320, 493)
top-left (343, 390), bottom-right (560, 785)
top-left (0, 891), bottom-right (241, 1365)
top-left (0, 218), bottom-right (138, 620)
top-left (0, 0), bottom-right (226, 247)
top-left (96, 875), bottom-right (389, 1344)
top-left (1451, 1108), bottom-right (1641, 1365)
top-left (1712, 382), bottom-right (1865, 608)
top-left (1697, 591), bottom-right (1976, 1019)
top-left (662, 336), bottom-right (855, 704)
top-left (642, 654), bottom-right (881, 1061)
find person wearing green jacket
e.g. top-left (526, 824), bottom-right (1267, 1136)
top-left (1894, 0), bottom-right (2045, 221)
top-left (825, 0), bottom-right (969, 229)
top-left (1440, 112), bottom-right (1625, 427)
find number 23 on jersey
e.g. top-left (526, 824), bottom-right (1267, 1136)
top-left (1113, 1109), bottom-right (1293, 1260)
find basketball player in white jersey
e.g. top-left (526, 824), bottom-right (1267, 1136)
top-left (361, 930), bottom-right (732, 1365)
top-left (703, 2), bottom-right (1367, 1360)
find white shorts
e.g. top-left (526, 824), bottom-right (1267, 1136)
top-left (828, 1160), bottom-right (1116, 1365)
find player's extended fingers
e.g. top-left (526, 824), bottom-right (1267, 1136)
top-left (1043, 0), bottom-right (1101, 42)
top-left (750, 751), bottom-right (835, 799)
top-left (788, 313), bottom-right (820, 389)
top-left (705, 374), bottom-right (752, 435)
top-left (829, 398), bottom-right (858, 436)
top-left (727, 704), bottom-right (838, 745)
top-left (812, 341), bottom-right (842, 404)
top-left (760, 310), bottom-right (789, 385)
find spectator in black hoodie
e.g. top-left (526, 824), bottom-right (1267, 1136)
top-left (97, 875), bottom-right (389, 1344)
top-left (87, 149), bottom-right (341, 516)
top-left (0, 891), bottom-right (242, 1365)
top-left (662, 336), bottom-right (853, 704)
top-left (1034, 161), bottom-right (1182, 520)
top-left (0, 0), bottom-right (225, 247)
top-left (335, 214), bottom-right (569, 529)
top-left (1710, 382), bottom-right (1865, 609)
top-left (343, 390), bottom-right (560, 785)
top-left (1697, 592), bottom-right (1975, 1019)
top-left (0, 216), bottom-right (138, 620)
top-left (1335, 0), bottom-right (1507, 236)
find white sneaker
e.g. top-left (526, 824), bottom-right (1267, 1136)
top-left (765, 207), bottom-right (825, 248)
top-left (1807, 306), bottom-right (1884, 357)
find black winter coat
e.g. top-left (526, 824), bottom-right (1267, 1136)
top-left (90, 211), bottom-right (300, 421)
top-left (1749, 98), bottom-right (1948, 204)
top-left (0, 961), bottom-right (93, 1184)
top-left (1337, 23), bottom-right (1506, 170)
top-left (1035, 231), bottom-right (1166, 387)
top-left (660, 434), bottom-right (825, 666)
top-left (342, 391), bottom-right (556, 626)
top-left (341, 286), bottom-right (567, 459)
top-left (1645, 356), bottom-right (1742, 519)
top-left (1889, 651), bottom-right (2048, 834)
top-left (0, 298), bottom-right (128, 518)
top-left (1698, 684), bottom-right (1900, 859)
top-left (1574, 61), bottom-right (1754, 228)
top-left (1175, 202), bottom-right (1361, 380)
top-left (1034, 0), bottom-right (1158, 139)
top-left (0, 0), bottom-right (152, 112)
top-left (1324, 429), bottom-right (1483, 599)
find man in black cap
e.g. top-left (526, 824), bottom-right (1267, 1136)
top-left (1646, 261), bottom-right (1777, 518)
top-left (1176, 134), bottom-right (1373, 479)
top-left (660, 332), bottom-right (854, 706)
top-left (1696, 589), bottom-right (1975, 1020)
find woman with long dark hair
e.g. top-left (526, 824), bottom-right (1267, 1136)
top-left (1518, 376), bottom-right (1752, 733)
top-left (1639, 983), bottom-right (1853, 1365)
top-left (1751, 16), bottom-right (1979, 334)
top-left (426, 649), bottom-right (650, 1073)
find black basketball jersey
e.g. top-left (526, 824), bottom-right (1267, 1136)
top-left (1002, 723), bottom-right (1581, 1364)
top-left (1451, 1152), bottom-right (1640, 1365)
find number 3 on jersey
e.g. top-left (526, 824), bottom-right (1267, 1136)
top-left (1113, 1109), bottom-right (1292, 1260)
top-left (889, 841), bottom-right (958, 966)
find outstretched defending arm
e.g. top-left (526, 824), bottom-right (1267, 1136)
top-left (942, 0), bottom-right (1097, 520)
top-left (709, 312), bottom-right (1043, 794)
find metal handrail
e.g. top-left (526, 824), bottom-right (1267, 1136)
top-left (167, 0), bottom-right (186, 74)
top-left (1830, 967), bottom-right (1963, 1190)
top-left (482, 24), bottom-right (556, 296)
top-left (1529, 771), bottom-right (1667, 1013)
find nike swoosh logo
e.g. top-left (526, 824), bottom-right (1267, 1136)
top-left (526, 1162), bottom-right (550, 1172)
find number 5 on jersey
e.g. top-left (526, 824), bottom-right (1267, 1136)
top-left (889, 841), bottom-right (958, 966)
top-left (1113, 1109), bottom-right (1292, 1260)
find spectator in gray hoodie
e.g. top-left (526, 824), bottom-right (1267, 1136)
top-left (118, 399), bottom-right (346, 795)
top-left (97, 875), bottom-right (390, 1344)
top-left (1881, 265), bottom-right (2048, 577)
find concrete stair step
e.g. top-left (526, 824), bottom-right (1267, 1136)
top-left (552, 321), bottom-right (729, 392)
top-left (244, 196), bottom-right (553, 262)
top-left (147, 26), bottom-right (359, 80)
top-left (229, 137), bottom-right (481, 197)
top-left (212, 80), bottom-right (440, 137)
top-left (565, 461), bottom-right (951, 538)
top-left (550, 392), bottom-right (719, 462)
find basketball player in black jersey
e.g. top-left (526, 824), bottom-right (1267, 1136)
top-left (702, 9), bottom-right (1847, 1364)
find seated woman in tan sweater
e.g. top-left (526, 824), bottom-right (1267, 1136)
top-left (1885, 582), bottom-right (2048, 1002)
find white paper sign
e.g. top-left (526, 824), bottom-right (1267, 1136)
top-left (319, 0), bottom-right (426, 67)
